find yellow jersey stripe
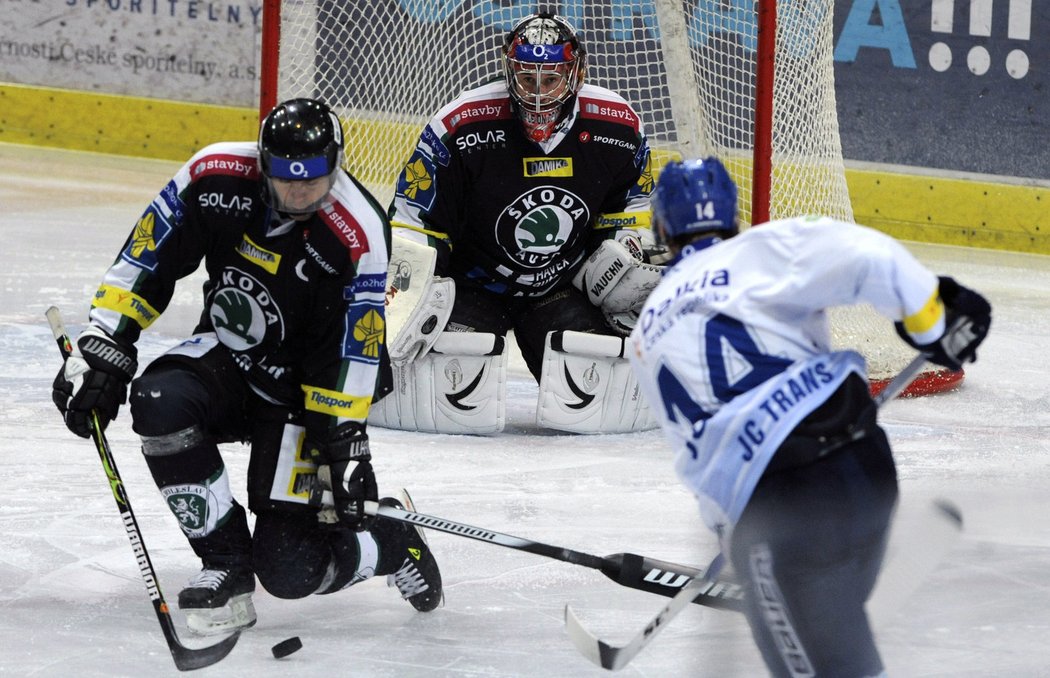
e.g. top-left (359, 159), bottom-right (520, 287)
top-left (302, 385), bottom-right (372, 419)
top-left (92, 284), bottom-right (161, 329)
top-left (902, 288), bottom-right (945, 336)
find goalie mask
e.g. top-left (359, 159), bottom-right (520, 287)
top-left (258, 98), bottom-right (344, 216)
top-left (652, 157), bottom-right (739, 245)
top-left (502, 12), bottom-right (586, 142)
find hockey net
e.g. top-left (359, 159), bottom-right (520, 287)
top-left (261, 0), bottom-right (960, 397)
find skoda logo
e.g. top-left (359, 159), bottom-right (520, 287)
top-left (495, 186), bottom-right (589, 269)
top-left (209, 268), bottom-right (285, 351)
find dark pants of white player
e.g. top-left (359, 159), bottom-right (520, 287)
top-left (730, 376), bottom-right (898, 677)
top-left (446, 281), bottom-right (609, 380)
top-left (128, 346), bottom-right (390, 599)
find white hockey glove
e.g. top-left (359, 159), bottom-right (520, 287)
top-left (52, 325), bottom-right (138, 438)
top-left (385, 236), bottom-right (455, 362)
top-left (572, 239), bottom-right (663, 313)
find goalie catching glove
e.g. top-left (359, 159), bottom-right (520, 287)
top-left (573, 239), bottom-right (663, 313)
top-left (896, 276), bottom-right (991, 371)
top-left (308, 422), bottom-right (378, 531)
top-left (52, 325), bottom-right (138, 438)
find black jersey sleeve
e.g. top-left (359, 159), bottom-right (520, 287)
top-left (88, 143), bottom-right (261, 345)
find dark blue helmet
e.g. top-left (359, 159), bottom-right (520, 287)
top-left (652, 157), bottom-right (738, 244)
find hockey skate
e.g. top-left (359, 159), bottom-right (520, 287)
top-left (379, 490), bottom-right (444, 612)
top-left (178, 565), bottom-right (257, 636)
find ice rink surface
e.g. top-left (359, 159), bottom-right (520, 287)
top-left (2, 144), bottom-right (1049, 677)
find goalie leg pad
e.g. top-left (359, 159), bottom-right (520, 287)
top-left (536, 330), bottom-right (658, 434)
top-left (369, 332), bottom-right (507, 435)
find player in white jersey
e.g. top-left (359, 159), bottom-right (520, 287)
top-left (628, 158), bottom-right (991, 676)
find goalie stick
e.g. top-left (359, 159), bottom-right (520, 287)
top-left (364, 501), bottom-right (746, 612)
top-left (564, 353), bottom-right (958, 671)
top-left (46, 307), bottom-right (239, 671)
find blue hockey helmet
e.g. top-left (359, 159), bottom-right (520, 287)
top-left (651, 157), bottom-right (739, 244)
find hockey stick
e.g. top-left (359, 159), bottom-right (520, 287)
top-left (565, 573), bottom-right (715, 671)
top-left (874, 352), bottom-right (932, 406)
top-left (564, 353), bottom-right (941, 671)
top-left (364, 500), bottom-right (746, 612)
top-left (46, 307), bottom-right (239, 671)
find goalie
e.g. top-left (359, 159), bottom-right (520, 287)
top-left (375, 12), bottom-right (663, 435)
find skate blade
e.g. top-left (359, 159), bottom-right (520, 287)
top-left (184, 592), bottom-right (257, 636)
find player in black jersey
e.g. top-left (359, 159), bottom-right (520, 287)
top-left (53, 98), bottom-right (442, 634)
top-left (381, 13), bottom-right (662, 434)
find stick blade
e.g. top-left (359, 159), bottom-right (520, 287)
top-left (564, 604), bottom-right (622, 671)
top-left (170, 630), bottom-right (241, 671)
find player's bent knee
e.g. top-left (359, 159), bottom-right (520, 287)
top-left (129, 368), bottom-right (210, 436)
top-left (254, 561), bottom-right (325, 600)
top-left (252, 514), bottom-right (330, 599)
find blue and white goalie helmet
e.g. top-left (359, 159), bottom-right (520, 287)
top-left (652, 157), bottom-right (739, 244)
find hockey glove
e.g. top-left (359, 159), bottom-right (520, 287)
top-left (572, 239), bottom-right (663, 313)
top-left (52, 325), bottom-right (138, 438)
top-left (896, 276), bottom-right (991, 372)
top-left (309, 422), bottom-right (378, 531)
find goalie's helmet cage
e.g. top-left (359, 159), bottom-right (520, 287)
top-left (652, 157), bottom-right (739, 243)
top-left (502, 12), bottom-right (586, 141)
top-left (258, 98), bottom-right (344, 214)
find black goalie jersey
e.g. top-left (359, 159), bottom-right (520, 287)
top-left (389, 81), bottom-right (652, 297)
top-left (87, 141), bottom-right (391, 440)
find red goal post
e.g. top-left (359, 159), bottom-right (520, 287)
top-left (258, 0), bottom-right (961, 397)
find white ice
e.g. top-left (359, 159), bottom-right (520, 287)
top-left (1, 145), bottom-right (1049, 677)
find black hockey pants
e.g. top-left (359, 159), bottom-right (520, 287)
top-left (729, 375), bottom-right (898, 678)
top-left (128, 345), bottom-right (388, 599)
top-left (447, 281), bottom-right (609, 380)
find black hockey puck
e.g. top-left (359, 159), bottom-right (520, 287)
top-left (272, 636), bottom-right (303, 659)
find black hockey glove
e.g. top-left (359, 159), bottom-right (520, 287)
top-left (895, 276), bottom-right (991, 372)
top-left (52, 325), bottom-right (138, 438)
top-left (309, 422), bottom-right (378, 531)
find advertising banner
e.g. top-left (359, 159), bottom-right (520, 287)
top-left (833, 0), bottom-right (1048, 179)
top-left (0, 1), bottom-right (1044, 180)
top-left (0, 0), bottom-right (261, 106)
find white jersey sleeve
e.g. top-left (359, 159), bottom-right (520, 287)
top-left (628, 216), bottom-right (942, 536)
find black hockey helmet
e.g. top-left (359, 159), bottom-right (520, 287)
top-left (258, 98), bottom-right (344, 214)
top-left (258, 98), bottom-right (343, 182)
